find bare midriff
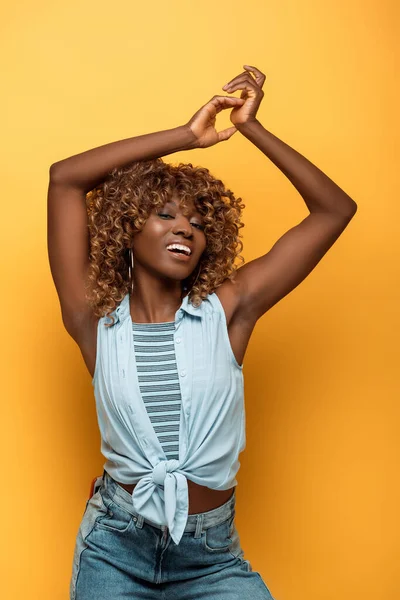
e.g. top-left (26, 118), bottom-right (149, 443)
top-left (115, 478), bottom-right (235, 514)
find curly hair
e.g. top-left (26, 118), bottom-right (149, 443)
top-left (85, 158), bottom-right (245, 327)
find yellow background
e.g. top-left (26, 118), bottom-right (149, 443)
top-left (1, 1), bottom-right (399, 598)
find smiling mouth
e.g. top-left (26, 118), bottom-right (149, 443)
top-left (166, 248), bottom-right (192, 261)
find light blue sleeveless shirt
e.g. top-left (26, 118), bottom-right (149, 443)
top-left (92, 291), bottom-right (245, 545)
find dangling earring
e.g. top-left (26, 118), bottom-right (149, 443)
top-left (128, 248), bottom-right (134, 293)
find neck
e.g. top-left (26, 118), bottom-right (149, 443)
top-left (129, 269), bottom-right (187, 323)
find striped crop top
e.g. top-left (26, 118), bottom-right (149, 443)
top-left (132, 320), bottom-right (181, 461)
top-left (92, 291), bottom-right (246, 545)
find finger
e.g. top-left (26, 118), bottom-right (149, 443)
top-left (223, 75), bottom-right (256, 89)
top-left (243, 65), bottom-right (267, 88)
top-left (224, 78), bottom-right (260, 95)
top-left (218, 126), bottom-right (238, 143)
top-left (209, 96), bottom-right (245, 113)
top-left (223, 72), bottom-right (254, 90)
top-left (223, 65), bottom-right (266, 90)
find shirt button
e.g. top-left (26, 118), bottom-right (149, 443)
top-left (176, 337), bottom-right (181, 343)
top-left (180, 370), bottom-right (187, 377)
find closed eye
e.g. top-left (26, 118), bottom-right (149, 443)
top-left (157, 213), bottom-right (204, 230)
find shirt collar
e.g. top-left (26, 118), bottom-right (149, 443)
top-left (107, 292), bottom-right (203, 326)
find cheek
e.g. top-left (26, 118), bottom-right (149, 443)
top-left (151, 219), bottom-right (169, 234)
top-left (141, 216), bottom-right (166, 235)
top-left (134, 220), bottom-right (167, 246)
top-left (199, 234), bottom-right (207, 254)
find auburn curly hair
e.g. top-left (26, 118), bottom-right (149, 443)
top-left (84, 158), bottom-right (245, 327)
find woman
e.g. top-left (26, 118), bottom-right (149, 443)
top-left (48, 65), bottom-right (357, 599)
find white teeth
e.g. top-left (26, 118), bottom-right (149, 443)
top-left (166, 243), bottom-right (191, 255)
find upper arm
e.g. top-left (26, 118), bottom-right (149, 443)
top-left (47, 166), bottom-right (93, 334)
top-left (230, 208), bottom-right (357, 322)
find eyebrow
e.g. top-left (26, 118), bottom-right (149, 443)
top-left (164, 200), bottom-right (202, 218)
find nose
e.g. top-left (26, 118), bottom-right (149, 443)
top-left (172, 215), bottom-right (193, 238)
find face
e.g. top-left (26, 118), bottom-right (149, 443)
top-left (131, 194), bottom-right (207, 282)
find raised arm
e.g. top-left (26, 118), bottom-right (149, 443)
top-left (49, 126), bottom-right (197, 191)
top-left (215, 66), bottom-right (358, 323)
top-left (47, 125), bottom-right (198, 338)
top-left (46, 91), bottom-right (243, 338)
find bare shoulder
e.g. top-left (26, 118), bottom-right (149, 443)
top-left (214, 278), bottom-right (257, 367)
top-left (214, 275), bottom-right (253, 326)
top-left (214, 278), bottom-right (241, 326)
top-left (65, 306), bottom-right (99, 344)
top-left (65, 309), bottom-right (100, 380)
top-left (214, 276), bottom-right (257, 330)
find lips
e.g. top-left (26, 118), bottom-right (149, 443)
top-left (166, 247), bottom-right (191, 261)
top-left (166, 242), bottom-right (192, 256)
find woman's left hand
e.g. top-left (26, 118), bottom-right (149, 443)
top-left (222, 65), bottom-right (266, 127)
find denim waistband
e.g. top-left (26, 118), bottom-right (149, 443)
top-left (98, 469), bottom-right (236, 533)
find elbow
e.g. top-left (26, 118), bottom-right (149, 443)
top-left (49, 162), bottom-right (60, 181)
top-left (350, 199), bottom-right (358, 213)
top-left (340, 200), bottom-right (358, 220)
top-left (49, 162), bottom-right (68, 184)
top-left (348, 201), bottom-right (358, 218)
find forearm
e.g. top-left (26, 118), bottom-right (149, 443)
top-left (237, 120), bottom-right (357, 216)
top-left (49, 125), bottom-right (198, 191)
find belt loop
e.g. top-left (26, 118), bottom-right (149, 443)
top-left (194, 513), bottom-right (204, 538)
top-left (135, 514), bottom-right (144, 529)
top-left (93, 475), bottom-right (103, 495)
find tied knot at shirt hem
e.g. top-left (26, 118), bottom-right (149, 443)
top-left (131, 459), bottom-right (189, 545)
top-left (152, 458), bottom-right (180, 486)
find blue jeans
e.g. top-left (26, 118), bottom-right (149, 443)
top-left (70, 469), bottom-right (276, 599)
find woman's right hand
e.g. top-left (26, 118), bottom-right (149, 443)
top-left (185, 95), bottom-right (245, 149)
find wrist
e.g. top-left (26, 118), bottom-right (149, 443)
top-left (179, 124), bottom-right (201, 150)
top-left (235, 118), bottom-right (262, 135)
